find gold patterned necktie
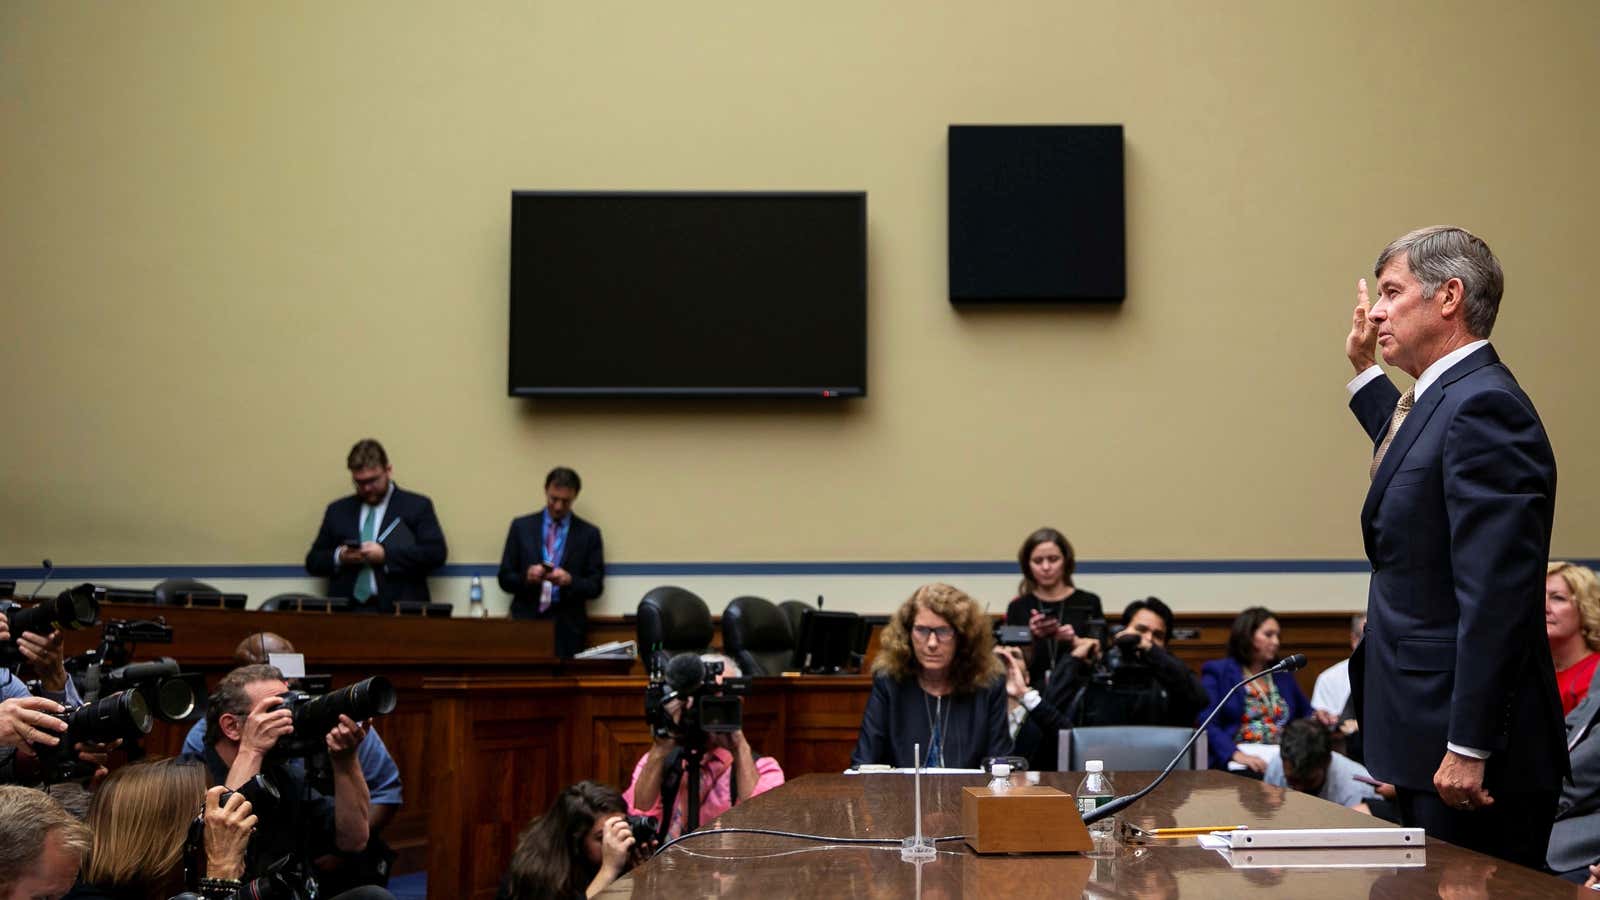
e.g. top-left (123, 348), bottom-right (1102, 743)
top-left (1370, 389), bottom-right (1415, 480)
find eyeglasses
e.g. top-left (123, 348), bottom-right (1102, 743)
top-left (912, 625), bottom-right (955, 643)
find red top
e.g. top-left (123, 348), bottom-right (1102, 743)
top-left (1555, 651), bottom-right (1600, 716)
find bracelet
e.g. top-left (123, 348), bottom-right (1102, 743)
top-left (198, 876), bottom-right (242, 898)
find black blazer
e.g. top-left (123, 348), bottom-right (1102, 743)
top-left (850, 672), bottom-right (1011, 769)
top-left (1348, 345), bottom-right (1566, 793)
top-left (498, 511), bottom-right (604, 656)
top-left (305, 485), bottom-right (448, 613)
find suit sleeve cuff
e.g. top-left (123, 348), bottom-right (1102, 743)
top-left (1446, 742), bottom-right (1491, 760)
top-left (1346, 365), bottom-right (1384, 396)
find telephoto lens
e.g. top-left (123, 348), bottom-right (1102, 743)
top-left (278, 676), bottom-right (398, 755)
top-left (3, 583), bottom-right (101, 638)
top-left (32, 689), bottom-right (153, 782)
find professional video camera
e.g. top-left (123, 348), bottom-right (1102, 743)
top-left (67, 617), bottom-right (202, 726)
top-left (1099, 630), bottom-right (1156, 689)
top-left (644, 653), bottom-right (750, 744)
top-left (0, 583), bottom-right (102, 668)
top-left (273, 676), bottom-right (398, 758)
top-left (30, 688), bottom-right (154, 782)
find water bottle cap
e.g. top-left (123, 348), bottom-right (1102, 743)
top-left (990, 763), bottom-right (1011, 778)
top-left (1086, 760), bottom-right (1104, 773)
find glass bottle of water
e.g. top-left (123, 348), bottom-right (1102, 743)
top-left (469, 574), bottom-right (486, 618)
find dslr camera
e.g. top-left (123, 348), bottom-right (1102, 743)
top-left (0, 583), bottom-right (101, 669)
top-left (31, 689), bottom-right (153, 782)
top-left (272, 676), bottom-right (398, 757)
top-left (644, 654), bottom-right (750, 745)
top-left (68, 618), bottom-right (202, 725)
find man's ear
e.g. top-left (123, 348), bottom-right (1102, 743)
top-left (220, 712), bottom-right (244, 742)
top-left (1436, 277), bottom-right (1466, 319)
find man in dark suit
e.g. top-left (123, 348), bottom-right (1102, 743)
top-left (498, 466), bottom-right (605, 657)
top-left (1344, 226), bottom-right (1565, 868)
top-left (305, 438), bottom-right (448, 613)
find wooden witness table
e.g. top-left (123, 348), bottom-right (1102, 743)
top-left (606, 771), bottom-right (1589, 899)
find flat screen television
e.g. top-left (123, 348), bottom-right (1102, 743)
top-left (509, 191), bottom-right (867, 398)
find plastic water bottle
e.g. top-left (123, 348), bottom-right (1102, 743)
top-left (1076, 760), bottom-right (1116, 839)
top-left (468, 574), bottom-right (486, 618)
top-left (987, 762), bottom-right (1012, 792)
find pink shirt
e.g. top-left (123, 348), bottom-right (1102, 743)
top-left (623, 745), bottom-right (785, 838)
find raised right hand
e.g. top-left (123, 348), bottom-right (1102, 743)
top-left (1346, 277), bottom-right (1378, 372)
top-left (238, 693), bottom-right (294, 756)
top-left (0, 696), bottom-right (67, 752)
top-left (204, 785), bottom-right (257, 881)
top-left (599, 814), bottom-right (636, 874)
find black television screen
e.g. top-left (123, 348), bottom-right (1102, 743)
top-left (509, 191), bottom-right (868, 398)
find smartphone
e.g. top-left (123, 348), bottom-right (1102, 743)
top-left (343, 539), bottom-right (362, 550)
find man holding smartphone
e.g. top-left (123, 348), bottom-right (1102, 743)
top-left (304, 439), bottom-right (449, 613)
top-left (498, 466), bottom-right (605, 656)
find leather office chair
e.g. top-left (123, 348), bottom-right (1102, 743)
top-left (259, 592), bottom-right (347, 612)
top-left (1058, 726), bottom-right (1208, 772)
top-left (722, 596), bottom-right (796, 676)
top-left (777, 600), bottom-right (812, 648)
top-left (152, 577), bottom-right (219, 605)
top-left (636, 586), bottom-right (714, 673)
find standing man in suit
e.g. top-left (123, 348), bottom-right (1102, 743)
top-left (305, 438), bottom-right (449, 613)
top-left (498, 466), bottom-right (605, 657)
top-left (1344, 226), bottom-right (1565, 867)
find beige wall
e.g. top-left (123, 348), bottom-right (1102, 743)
top-left (3, 2), bottom-right (1597, 597)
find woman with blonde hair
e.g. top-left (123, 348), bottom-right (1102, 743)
top-left (850, 584), bottom-right (1010, 769)
top-left (65, 757), bottom-right (255, 900)
top-left (1547, 561), bottom-right (1600, 715)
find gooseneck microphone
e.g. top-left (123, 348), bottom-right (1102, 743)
top-left (28, 559), bottom-right (55, 601)
top-left (1081, 653), bottom-right (1308, 825)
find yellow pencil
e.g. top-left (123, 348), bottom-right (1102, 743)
top-left (1143, 824), bottom-right (1248, 837)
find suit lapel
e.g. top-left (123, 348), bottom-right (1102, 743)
top-left (1360, 345), bottom-right (1501, 528)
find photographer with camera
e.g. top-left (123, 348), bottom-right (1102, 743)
top-left (195, 665), bottom-right (392, 900)
top-left (499, 781), bottom-right (644, 900)
top-left (61, 758), bottom-right (254, 900)
top-left (625, 654), bottom-right (783, 840)
top-left (2, 613), bottom-right (120, 788)
top-left (1002, 597), bottom-right (1209, 771)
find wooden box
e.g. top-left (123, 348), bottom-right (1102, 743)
top-left (960, 785), bottom-right (1093, 854)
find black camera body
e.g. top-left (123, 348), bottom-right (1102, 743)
top-left (0, 584), bottom-right (102, 668)
top-left (644, 654), bottom-right (749, 744)
top-left (273, 676), bottom-right (397, 757)
top-left (627, 814), bottom-right (658, 845)
top-left (994, 624), bottom-right (1032, 646)
top-left (31, 689), bottom-right (153, 782)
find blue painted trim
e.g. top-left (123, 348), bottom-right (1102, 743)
top-left (0, 559), bottom-right (1412, 581)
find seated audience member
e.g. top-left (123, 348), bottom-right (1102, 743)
top-left (498, 466), bottom-right (606, 657)
top-left (305, 438), bottom-right (448, 614)
top-left (64, 757), bottom-right (255, 900)
top-left (1311, 613), bottom-right (1365, 727)
top-left (181, 632), bottom-right (403, 834)
top-left (1002, 597), bottom-right (1209, 771)
top-left (852, 584), bottom-right (1010, 769)
top-left (195, 665), bottom-right (387, 899)
top-left (623, 654), bottom-right (783, 839)
top-left (1547, 561), bottom-right (1600, 715)
top-left (1264, 718), bottom-right (1391, 815)
top-left (500, 781), bottom-right (643, 900)
top-left (1004, 528), bottom-right (1104, 689)
top-left (0, 785), bottom-right (90, 900)
top-left (1547, 656), bottom-right (1600, 882)
top-left (1200, 607), bottom-right (1312, 773)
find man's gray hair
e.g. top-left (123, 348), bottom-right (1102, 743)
top-left (1374, 225), bottom-right (1504, 338)
top-left (701, 652), bottom-right (741, 678)
top-left (0, 785), bottom-right (90, 896)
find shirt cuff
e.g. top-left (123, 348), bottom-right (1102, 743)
top-left (1006, 704), bottom-right (1026, 739)
top-left (1021, 689), bottom-right (1042, 712)
top-left (1446, 742), bottom-right (1490, 760)
top-left (332, 548), bottom-right (342, 573)
top-left (1346, 365), bottom-right (1384, 396)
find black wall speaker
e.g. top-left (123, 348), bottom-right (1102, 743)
top-left (948, 124), bottom-right (1125, 304)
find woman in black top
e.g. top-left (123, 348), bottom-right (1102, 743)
top-left (851, 583), bottom-right (1011, 769)
top-left (1004, 527), bottom-right (1104, 688)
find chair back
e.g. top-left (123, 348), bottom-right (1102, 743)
top-left (636, 586), bottom-right (714, 672)
top-left (152, 578), bottom-right (219, 605)
top-left (722, 596), bottom-right (795, 676)
top-left (1058, 726), bottom-right (1208, 772)
top-left (777, 599), bottom-right (812, 646)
